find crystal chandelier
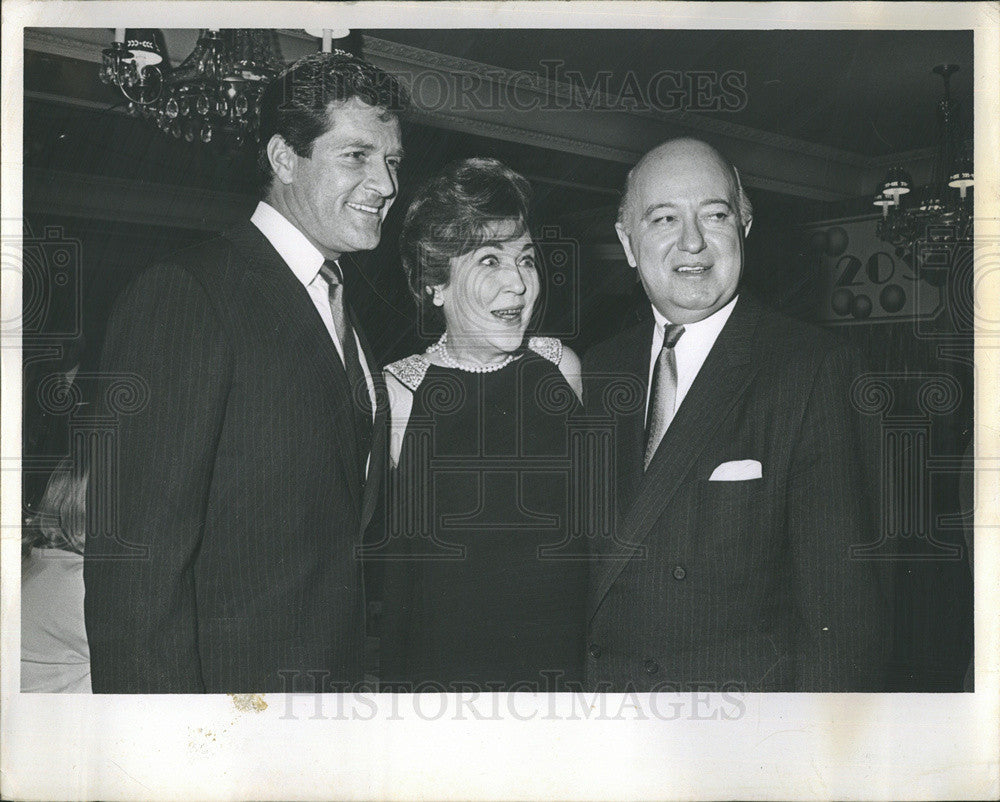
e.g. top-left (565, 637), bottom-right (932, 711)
top-left (874, 64), bottom-right (974, 260)
top-left (100, 29), bottom-right (285, 147)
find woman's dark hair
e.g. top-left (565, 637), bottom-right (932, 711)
top-left (256, 52), bottom-right (409, 192)
top-left (400, 157), bottom-right (533, 317)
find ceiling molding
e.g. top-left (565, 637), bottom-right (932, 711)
top-left (522, 174), bottom-right (620, 198)
top-left (412, 107), bottom-right (846, 202)
top-left (361, 35), bottom-right (874, 170)
top-left (25, 89), bottom-right (125, 114)
top-left (23, 28), bottom-right (318, 68)
top-left (24, 29), bottom-right (104, 65)
top-left (738, 171), bottom-right (847, 203)
top-left (867, 146), bottom-right (936, 167)
top-left (407, 107), bottom-right (644, 166)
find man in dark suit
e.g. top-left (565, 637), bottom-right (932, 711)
top-left (84, 53), bottom-right (408, 693)
top-left (583, 138), bottom-right (888, 692)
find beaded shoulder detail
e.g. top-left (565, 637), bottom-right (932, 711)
top-left (528, 336), bottom-right (563, 365)
top-left (385, 353), bottom-right (431, 392)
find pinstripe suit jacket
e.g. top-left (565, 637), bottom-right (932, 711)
top-left (582, 294), bottom-right (889, 692)
top-left (84, 223), bottom-right (388, 693)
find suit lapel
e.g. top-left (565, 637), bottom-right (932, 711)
top-left (614, 322), bottom-right (654, 519)
top-left (228, 224), bottom-right (363, 516)
top-left (350, 300), bottom-right (388, 533)
top-left (590, 296), bottom-right (763, 617)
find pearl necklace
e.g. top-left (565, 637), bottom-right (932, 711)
top-left (429, 332), bottom-right (521, 374)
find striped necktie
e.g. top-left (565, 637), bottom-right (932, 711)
top-left (644, 323), bottom-right (685, 469)
top-left (320, 260), bottom-right (373, 477)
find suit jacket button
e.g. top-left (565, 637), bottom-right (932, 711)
top-left (673, 565), bottom-right (686, 580)
top-left (588, 643), bottom-right (602, 659)
top-left (644, 658), bottom-right (660, 675)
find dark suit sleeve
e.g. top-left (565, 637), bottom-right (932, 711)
top-left (85, 264), bottom-right (231, 692)
top-left (786, 344), bottom-right (889, 691)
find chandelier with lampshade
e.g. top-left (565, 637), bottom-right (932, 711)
top-left (100, 28), bottom-right (351, 149)
top-left (873, 64), bottom-right (973, 262)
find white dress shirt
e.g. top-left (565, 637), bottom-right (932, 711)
top-left (251, 201), bottom-right (376, 420)
top-left (645, 295), bottom-right (739, 427)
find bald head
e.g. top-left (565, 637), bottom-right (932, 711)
top-left (618, 138), bottom-right (752, 233)
top-left (613, 138), bottom-right (752, 324)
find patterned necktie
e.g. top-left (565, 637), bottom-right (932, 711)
top-left (644, 323), bottom-right (685, 469)
top-left (320, 260), bottom-right (373, 477)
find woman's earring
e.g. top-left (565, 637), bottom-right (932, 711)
top-left (428, 287), bottom-right (444, 307)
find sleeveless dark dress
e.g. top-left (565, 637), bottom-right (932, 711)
top-left (379, 342), bottom-right (586, 691)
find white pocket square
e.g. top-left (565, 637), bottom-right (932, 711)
top-left (709, 460), bottom-right (762, 481)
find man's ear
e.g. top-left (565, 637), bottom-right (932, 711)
top-left (427, 285), bottom-right (446, 307)
top-left (267, 134), bottom-right (298, 185)
top-left (614, 222), bottom-right (637, 268)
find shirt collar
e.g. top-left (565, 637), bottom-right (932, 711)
top-left (250, 201), bottom-right (328, 288)
top-left (651, 294), bottom-right (739, 341)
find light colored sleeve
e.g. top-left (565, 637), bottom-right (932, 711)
top-left (384, 369), bottom-right (414, 468)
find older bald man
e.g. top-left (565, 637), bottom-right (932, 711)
top-left (582, 138), bottom-right (889, 692)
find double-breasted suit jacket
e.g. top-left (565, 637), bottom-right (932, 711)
top-left (582, 294), bottom-right (889, 692)
top-left (85, 222), bottom-right (388, 693)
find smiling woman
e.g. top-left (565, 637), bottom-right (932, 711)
top-left (427, 224), bottom-right (541, 364)
top-left (374, 157), bottom-right (586, 692)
